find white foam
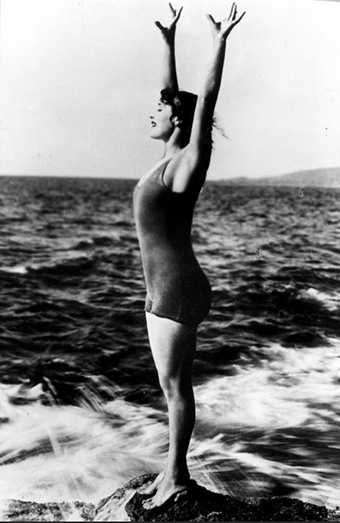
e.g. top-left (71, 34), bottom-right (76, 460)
top-left (195, 341), bottom-right (340, 431)
top-left (0, 265), bottom-right (28, 275)
top-left (1, 340), bottom-right (339, 510)
top-left (0, 385), bottom-right (167, 504)
top-left (303, 287), bottom-right (340, 311)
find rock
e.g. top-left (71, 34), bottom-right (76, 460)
top-left (3, 475), bottom-right (340, 522)
top-left (2, 499), bottom-right (95, 521)
top-left (94, 475), bottom-right (150, 521)
top-left (121, 474), bottom-right (337, 522)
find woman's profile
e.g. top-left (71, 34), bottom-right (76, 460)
top-left (133, 2), bottom-right (245, 510)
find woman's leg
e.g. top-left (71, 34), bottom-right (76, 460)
top-left (142, 312), bottom-right (197, 509)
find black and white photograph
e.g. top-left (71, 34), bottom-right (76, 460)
top-left (1, 0), bottom-right (340, 520)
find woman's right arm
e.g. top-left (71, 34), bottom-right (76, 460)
top-left (155, 3), bottom-right (183, 92)
top-left (171, 3), bottom-right (245, 193)
top-left (187, 3), bottom-right (245, 165)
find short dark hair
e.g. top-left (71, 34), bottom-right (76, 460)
top-left (160, 88), bottom-right (210, 146)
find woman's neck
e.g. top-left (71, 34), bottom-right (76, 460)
top-left (163, 131), bottom-right (185, 158)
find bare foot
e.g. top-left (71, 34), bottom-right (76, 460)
top-left (137, 471), bottom-right (165, 497)
top-left (142, 476), bottom-right (190, 510)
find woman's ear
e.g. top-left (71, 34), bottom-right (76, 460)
top-left (170, 115), bottom-right (183, 128)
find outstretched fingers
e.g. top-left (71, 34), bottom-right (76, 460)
top-left (155, 3), bottom-right (183, 36)
top-left (169, 3), bottom-right (183, 23)
top-left (206, 13), bottom-right (217, 27)
top-left (169, 2), bottom-right (176, 15)
top-left (228, 2), bottom-right (237, 21)
top-left (225, 3), bottom-right (245, 24)
top-left (174, 6), bottom-right (183, 23)
top-left (207, 2), bottom-right (245, 38)
top-left (206, 13), bottom-right (222, 34)
top-left (232, 10), bottom-right (246, 27)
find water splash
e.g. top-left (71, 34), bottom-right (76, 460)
top-left (1, 341), bottom-right (339, 512)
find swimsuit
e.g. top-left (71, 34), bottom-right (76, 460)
top-left (133, 160), bottom-right (211, 326)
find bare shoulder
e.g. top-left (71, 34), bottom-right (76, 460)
top-left (164, 147), bottom-right (211, 193)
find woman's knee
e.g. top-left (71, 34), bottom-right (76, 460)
top-left (158, 370), bottom-right (192, 398)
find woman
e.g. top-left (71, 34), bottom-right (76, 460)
top-left (133, 2), bottom-right (245, 510)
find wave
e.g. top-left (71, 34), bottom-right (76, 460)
top-left (209, 281), bottom-right (340, 349)
top-left (28, 257), bottom-right (96, 278)
top-left (1, 338), bottom-right (339, 510)
top-left (0, 256), bottom-right (96, 279)
top-left (0, 382), bottom-right (168, 504)
top-left (301, 287), bottom-right (340, 312)
top-left (0, 265), bottom-right (28, 275)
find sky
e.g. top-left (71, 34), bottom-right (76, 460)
top-left (1, 0), bottom-right (340, 180)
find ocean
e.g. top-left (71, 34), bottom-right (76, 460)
top-left (0, 175), bottom-right (339, 518)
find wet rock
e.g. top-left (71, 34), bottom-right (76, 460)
top-left (120, 474), bottom-right (338, 522)
top-left (94, 475), bottom-right (146, 521)
top-left (2, 499), bottom-right (95, 521)
top-left (3, 475), bottom-right (340, 522)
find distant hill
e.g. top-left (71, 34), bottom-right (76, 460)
top-left (217, 168), bottom-right (340, 188)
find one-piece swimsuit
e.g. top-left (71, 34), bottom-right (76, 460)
top-left (133, 159), bottom-right (211, 326)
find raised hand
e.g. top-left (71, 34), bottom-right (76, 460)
top-left (206, 2), bottom-right (245, 42)
top-left (155, 3), bottom-right (183, 43)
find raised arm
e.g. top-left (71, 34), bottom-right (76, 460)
top-left (189, 3), bottom-right (245, 161)
top-left (155, 3), bottom-right (183, 92)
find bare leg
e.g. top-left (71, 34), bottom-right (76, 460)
top-left (142, 312), bottom-right (197, 509)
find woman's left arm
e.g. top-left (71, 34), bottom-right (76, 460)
top-left (155, 3), bottom-right (183, 92)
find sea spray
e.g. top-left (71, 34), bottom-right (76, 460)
top-left (0, 383), bottom-right (167, 503)
top-left (1, 340), bottom-right (340, 509)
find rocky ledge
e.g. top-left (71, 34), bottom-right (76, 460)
top-left (1, 500), bottom-right (95, 521)
top-left (2, 475), bottom-right (340, 521)
top-left (97, 474), bottom-right (340, 522)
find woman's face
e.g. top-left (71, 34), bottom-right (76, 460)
top-left (149, 101), bottom-right (175, 141)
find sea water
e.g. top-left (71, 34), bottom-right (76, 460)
top-left (0, 176), bottom-right (339, 513)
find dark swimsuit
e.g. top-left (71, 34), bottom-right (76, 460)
top-left (133, 160), bottom-right (211, 326)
